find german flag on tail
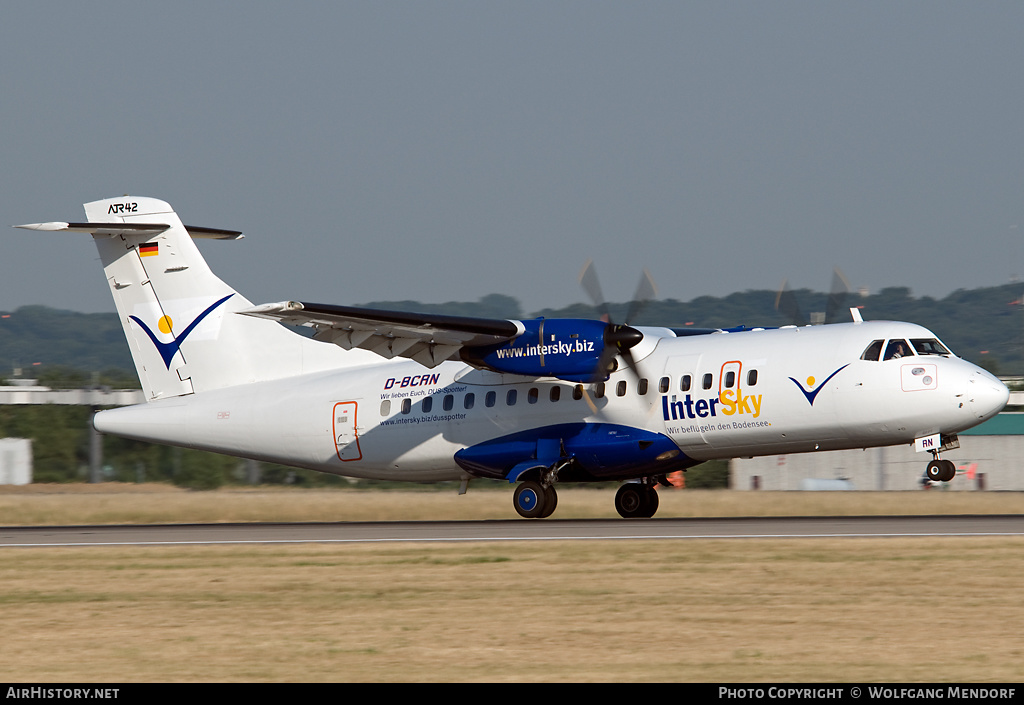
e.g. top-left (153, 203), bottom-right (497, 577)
top-left (139, 242), bottom-right (158, 257)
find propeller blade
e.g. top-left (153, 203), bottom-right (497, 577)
top-left (775, 279), bottom-right (807, 326)
top-left (590, 347), bottom-right (619, 383)
top-left (579, 259), bottom-right (610, 322)
top-left (604, 323), bottom-right (644, 380)
top-left (620, 346), bottom-right (640, 381)
top-left (824, 266), bottom-right (851, 324)
top-left (625, 268), bottom-right (656, 324)
top-left (580, 261), bottom-right (653, 382)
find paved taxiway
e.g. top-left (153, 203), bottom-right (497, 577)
top-left (1, 515), bottom-right (1023, 547)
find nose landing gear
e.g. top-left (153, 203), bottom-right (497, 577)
top-left (925, 454), bottom-right (957, 483)
top-left (925, 457), bottom-right (954, 483)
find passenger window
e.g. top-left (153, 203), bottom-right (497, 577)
top-left (725, 371), bottom-right (735, 388)
top-left (528, 388), bottom-right (539, 404)
top-left (573, 385), bottom-right (584, 400)
top-left (616, 380), bottom-right (627, 396)
top-left (380, 400), bottom-right (391, 416)
top-left (549, 386), bottom-right (561, 402)
top-left (485, 391), bottom-right (496, 408)
top-left (861, 340), bottom-right (884, 361)
top-left (401, 398), bottom-right (412, 414)
top-left (681, 375), bottom-right (692, 392)
top-left (747, 370), bottom-right (758, 386)
top-left (464, 393), bottom-right (475, 410)
top-left (637, 378), bottom-right (648, 395)
top-left (506, 389), bottom-right (517, 406)
top-left (702, 373), bottom-right (713, 390)
top-left (594, 383), bottom-right (606, 399)
top-left (884, 339), bottom-right (911, 360)
top-left (443, 394), bottom-right (454, 411)
top-left (423, 396), bottom-right (433, 413)
top-left (659, 377), bottom-right (670, 393)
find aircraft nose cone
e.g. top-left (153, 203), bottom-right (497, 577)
top-left (968, 372), bottom-right (1009, 422)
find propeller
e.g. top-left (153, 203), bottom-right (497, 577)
top-left (578, 260), bottom-right (655, 382)
top-left (775, 266), bottom-right (850, 326)
top-left (823, 267), bottom-right (851, 324)
top-left (774, 278), bottom-right (806, 327)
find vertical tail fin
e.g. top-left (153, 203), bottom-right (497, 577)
top-left (20, 196), bottom-right (344, 400)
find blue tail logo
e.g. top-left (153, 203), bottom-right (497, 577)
top-left (789, 364), bottom-right (849, 406)
top-left (129, 294), bottom-right (234, 369)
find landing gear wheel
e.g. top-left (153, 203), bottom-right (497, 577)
top-left (615, 483), bottom-right (659, 518)
top-left (644, 486), bottom-right (659, 517)
top-left (514, 481), bottom-right (549, 519)
top-left (927, 459), bottom-right (957, 482)
top-left (539, 484), bottom-right (558, 518)
top-left (941, 459), bottom-right (956, 482)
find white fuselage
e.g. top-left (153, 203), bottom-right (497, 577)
top-left (94, 320), bottom-right (1008, 482)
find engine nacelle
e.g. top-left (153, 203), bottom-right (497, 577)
top-left (461, 318), bottom-right (639, 382)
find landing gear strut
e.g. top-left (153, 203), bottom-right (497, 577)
top-left (614, 482), bottom-right (659, 518)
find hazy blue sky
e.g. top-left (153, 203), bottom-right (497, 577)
top-left (3, 2), bottom-right (1023, 316)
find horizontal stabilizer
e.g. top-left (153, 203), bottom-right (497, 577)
top-left (14, 222), bottom-right (243, 240)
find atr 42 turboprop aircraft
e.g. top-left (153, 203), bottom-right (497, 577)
top-left (16, 197), bottom-right (1009, 518)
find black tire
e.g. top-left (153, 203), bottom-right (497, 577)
top-left (615, 483), bottom-right (653, 518)
top-left (926, 460), bottom-right (944, 482)
top-left (539, 484), bottom-right (558, 518)
top-left (941, 459), bottom-right (957, 482)
top-left (640, 486), bottom-right (660, 518)
top-left (513, 481), bottom-right (547, 519)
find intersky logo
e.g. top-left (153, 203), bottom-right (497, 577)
top-left (788, 364), bottom-right (849, 406)
top-left (129, 294), bottom-right (234, 369)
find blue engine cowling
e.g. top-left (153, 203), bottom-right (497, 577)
top-left (461, 318), bottom-right (639, 382)
top-left (453, 422), bottom-right (693, 482)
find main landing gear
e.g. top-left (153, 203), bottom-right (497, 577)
top-left (614, 482), bottom-right (659, 518)
top-left (512, 478), bottom-right (661, 519)
top-left (513, 480), bottom-right (558, 519)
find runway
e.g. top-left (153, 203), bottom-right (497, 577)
top-left (2, 514), bottom-right (1023, 547)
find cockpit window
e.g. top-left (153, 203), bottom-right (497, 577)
top-left (883, 339), bottom-right (912, 360)
top-left (861, 340), bottom-right (884, 361)
top-left (911, 338), bottom-right (950, 356)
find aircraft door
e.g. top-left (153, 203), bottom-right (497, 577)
top-left (661, 355), bottom-right (706, 448)
top-left (719, 361), bottom-right (742, 398)
top-left (333, 401), bottom-right (362, 461)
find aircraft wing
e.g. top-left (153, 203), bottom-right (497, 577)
top-left (241, 301), bottom-right (525, 368)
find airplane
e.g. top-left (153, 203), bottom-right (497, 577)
top-left (15, 197), bottom-right (1010, 518)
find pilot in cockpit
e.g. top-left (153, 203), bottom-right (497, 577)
top-left (884, 340), bottom-right (908, 360)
